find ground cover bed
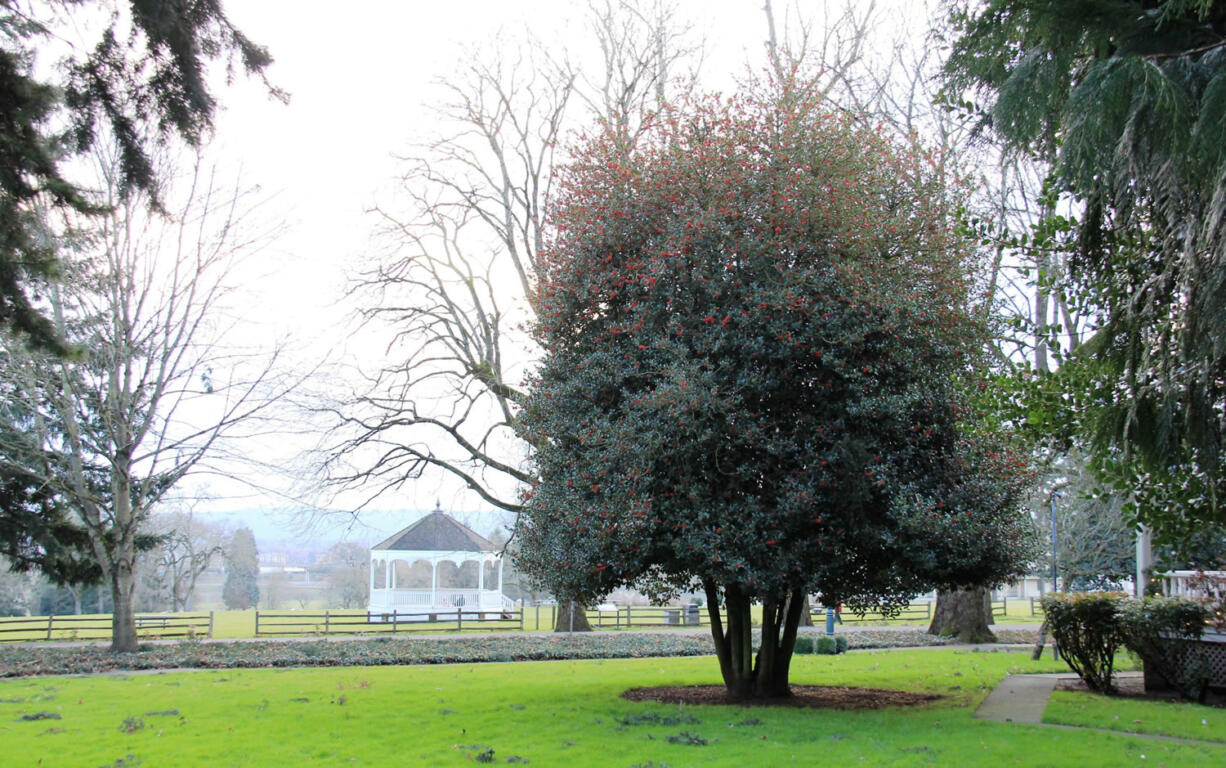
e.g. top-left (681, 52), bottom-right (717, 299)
top-left (0, 627), bottom-right (1039, 678)
top-left (2, 649), bottom-right (1221, 767)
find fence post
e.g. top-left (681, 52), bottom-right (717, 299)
top-left (519, 602), bottom-right (524, 631)
top-left (626, 606), bottom-right (632, 629)
top-left (457, 609), bottom-right (463, 632)
top-left (255, 611), bottom-right (261, 637)
top-left (46, 614), bottom-right (53, 641)
top-left (208, 611), bottom-right (214, 638)
top-left (392, 610), bottom-right (398, 634)
top-left (325, 611), bottom-right (331, 635)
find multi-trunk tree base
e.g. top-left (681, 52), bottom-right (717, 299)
top-left (705, 581), bottom-right (806, 699)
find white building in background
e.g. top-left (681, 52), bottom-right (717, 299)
top-left (366, 504), bottom-right (513, 619)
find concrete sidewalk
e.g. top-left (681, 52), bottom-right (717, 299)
top-left (975, 672), bottom-right (1143, 724)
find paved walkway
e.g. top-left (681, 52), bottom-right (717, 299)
top-left (975, 672), bottom-right (1080, 724)
top-left (975, 671), bottom-right (1226, 747)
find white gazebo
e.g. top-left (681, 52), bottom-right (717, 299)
top-left (367, 505), bottom-right (512, 620)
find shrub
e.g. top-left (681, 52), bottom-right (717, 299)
top-left (835, 635), bottom-right (849, 654)
top-left (816, 636), bottom-right (838, 655)
top-left (1041, 592), bottom-right (1127, 693)
top-left (1120, 596), bottom-right (1211, 701)
top-left (793, 635), bottom-right (815, 654)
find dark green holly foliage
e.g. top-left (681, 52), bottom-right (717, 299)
top-left (943, 1), bottom-right (1226, 531)
top-left (222, 527), bottom-right (259, 610)
top-left (517, 90), bottom-right (1037, 698)
top-left (0, 1), bottom-right (275, 353)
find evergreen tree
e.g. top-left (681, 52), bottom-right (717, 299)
top-left (0, 1), bottom-right (277, 352)
top-left (222, 527), bottom-right (259, 611)
top-left (943, 0), bottom-right (1226, 534)
top-left (517, 90), bottom-right (1036, 699)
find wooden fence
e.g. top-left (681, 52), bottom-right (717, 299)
top-left (584, 604), bottom-right (711, 629)
top-left (816, 602), bottom-right (934, 624)
top-left (0, 612), bottom-right (213, 643)
top-left (254, 608), bottom-right (525, 637)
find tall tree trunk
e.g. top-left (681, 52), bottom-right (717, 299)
top-left (706, 580), bottom-right (803, 699)
top-left (798, 594), bottom-right (814, 627)
top-left (552, 598), bottom-right (592, 632)
top-left (928, 587), bottom-right (996, 643)
top-left (110, 558), bottom-right (138, 652)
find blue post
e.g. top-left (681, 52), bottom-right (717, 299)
top-left (825, 607), bottom-right (835, 636)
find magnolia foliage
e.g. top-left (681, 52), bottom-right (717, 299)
top-left (516, 92), bottom-right (1035, 696)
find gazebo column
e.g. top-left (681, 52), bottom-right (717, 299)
top-left (497, 557), bottom-right (504, 593)
top-left (478, 556), bottom-right (485, 591)
top-left (431, 558), bottom-right (438, 609)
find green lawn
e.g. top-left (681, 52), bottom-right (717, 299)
top-left (2, 649), bottom-right (1221, 767)
top-left (1045, 689), bottom-right (1226, 742)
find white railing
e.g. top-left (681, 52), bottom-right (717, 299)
top-left (369, 588), bottom-right (508, 613)
top-left (1160, 570), bottom-right (1226, 598)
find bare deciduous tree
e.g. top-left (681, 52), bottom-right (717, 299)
top-left (0, 149), bottom-right (293, 651)
top-left (316, 2), bottom-right (705, 632)
top-left (137, 500), bottom-right (227, 612)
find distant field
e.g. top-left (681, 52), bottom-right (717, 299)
top-left (1, 599), bottom-right (1042, 644)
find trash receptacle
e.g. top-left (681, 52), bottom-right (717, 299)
top-left (685, 604), bottom-right (700, 625)
top-left (666, 609), bottom-right (680, 625)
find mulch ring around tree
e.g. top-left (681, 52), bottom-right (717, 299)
top-left (622, 685), bottom-right (942, 710)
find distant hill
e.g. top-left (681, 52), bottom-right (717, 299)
top-left (198, 507), bottom-right (512, 550)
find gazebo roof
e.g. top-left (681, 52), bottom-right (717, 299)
top-left (372, 506), bottom-right (497, 553)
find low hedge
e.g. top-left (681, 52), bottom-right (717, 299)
top-left (1120, 597), bottom-right (1212, 701)
top-left (0, 626), bottom-right (1038, 678)
top-left (1042, 592), bottom-right (1212, 698)
top-left (1041, 592), bottom-right (1128, 693)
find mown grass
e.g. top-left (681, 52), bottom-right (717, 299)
top-left (1, 649), bottom-right (1220, 767)
top-left (1045, 689), bottom-right (1226, 742)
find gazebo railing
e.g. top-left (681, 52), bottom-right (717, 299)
top-left (1161, 570), bottom-right (1226, 599)
top-left (369, 588), bottom-right (505, 612)
top-left (256, 607), bottom-right (524, 637)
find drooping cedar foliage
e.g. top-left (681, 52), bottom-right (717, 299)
top-left (944, 0), bottom-right (1226, 532)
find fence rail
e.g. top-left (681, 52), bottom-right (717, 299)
top-left (820, 601), bottom-right (934, 624)
top-left (254, 609), bottom-right (525, 637)
top-left (583, 605), bottom-right (712, 629)
top-left (0, 612), bottom-right (213, 643)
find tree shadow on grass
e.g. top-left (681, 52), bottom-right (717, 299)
top-left (622, 685), bottom-right (942, 709)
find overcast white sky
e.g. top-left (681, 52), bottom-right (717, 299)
top-left (185, 1), bottom-right (930, 544)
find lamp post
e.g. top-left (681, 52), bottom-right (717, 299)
top-left (1050, 491), bottom-right (1062, 593)
top-left (1050, 490), bottom-right (1062, 661)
